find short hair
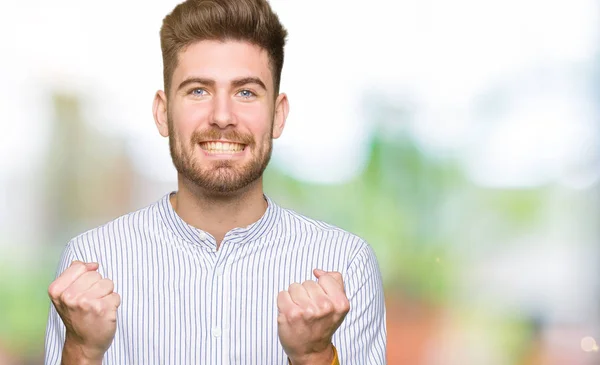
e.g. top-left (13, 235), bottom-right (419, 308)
top-left (160, 0), bottom-right (288, 96)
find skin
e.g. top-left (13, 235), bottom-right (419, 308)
top-left (49, 40), bottom-right (349, 365)
top-left (48, 261), bottom-right (120, 365)
top-left (278, 269), bottom-right (350, 365)
top-left (153, 40), bottom-right (288, 246)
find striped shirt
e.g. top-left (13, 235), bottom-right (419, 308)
top-left (45, 192), bottom-right (387, 364)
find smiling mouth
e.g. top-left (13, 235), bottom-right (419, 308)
top-left (198, 141), bottom-right (246, 154)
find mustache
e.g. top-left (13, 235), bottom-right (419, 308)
top-left (190, 128), bottom-right (254, 146)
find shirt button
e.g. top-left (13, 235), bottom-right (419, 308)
top-left (198, 232), bottom-right (207, 240)
top-left (216, 267), bottom-right (224, 276)
top-left (212, 327), bottom-right (222, 337)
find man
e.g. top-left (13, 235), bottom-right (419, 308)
top-left (44, 0), bottom-right (387, 364)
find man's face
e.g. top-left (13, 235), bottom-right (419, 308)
top-left (156, 40), bottom-right (287, 194)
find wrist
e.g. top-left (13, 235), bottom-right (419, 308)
top-left (288, 344), bottom-right (335, 365)
top-left (62, 336), bottom-right (104, 365)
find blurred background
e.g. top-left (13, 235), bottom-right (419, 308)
top-left (1, 0), bottom-right (599, 364)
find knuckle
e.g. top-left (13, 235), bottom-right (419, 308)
top-left (113, 292), bottom-right (121, 306)
top-left (94, 302), bottom-right (106, 316)
top-left (302, 306), bottom-right (316, 319)
top-left (318, 299), bottom-right (333, 313)
top-left (337, 298), bottom-right (350, 312)
top-left (96, 308), bottom-right (107, 318)
top-left (47, 282), bottom-right (60, 298)
top-left (287, 309), bottom-right (302, 321)
top-left (276, 291), bottom-right (287, 303)
top-left (277, 314), bottom-right (286, 325)
top-left (78, 295), bottom-right (92, 310)
top-left (106, 292), bottom-right (121, 309)
top-left (60, 291), bottom-right (77, 306)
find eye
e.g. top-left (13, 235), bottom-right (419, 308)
top-left (237, 89), bottom-right (256, 99)
top-left (190, 88), bottom-right (207, 96)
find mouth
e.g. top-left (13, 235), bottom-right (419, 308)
top-left (198, 141), bottom-right (247, 155)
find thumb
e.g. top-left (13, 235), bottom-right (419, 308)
top-left (85, 262), bottom-right (99, 271)
top-left (313, 268), bottom-right (326, 278)
top-left (314, 269), bottom-right (344, 286)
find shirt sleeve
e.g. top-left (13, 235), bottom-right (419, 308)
top-left (287, 346), bottom-right (339, 365)
top-left (44, 242), bottom-right (78, 365)
top-left (333, 243), bottom-right (387, 364)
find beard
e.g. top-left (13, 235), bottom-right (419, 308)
top-left (167, 117), bottom-right (273, 194)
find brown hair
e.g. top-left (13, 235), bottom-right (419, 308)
top-left (160, 0), bottom-right (288, 97)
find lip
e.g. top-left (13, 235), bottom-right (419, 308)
top-left (200, 149), bottom-right (246, 158)
top-left (199, 139), bottom-right (246, 144)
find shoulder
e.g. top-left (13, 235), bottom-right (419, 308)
top-left (276, 205), bottom-right (383, 297)
top-left (67, 196), bottom-right (164, 256)
top-left (276, 204), bottom-right (372, 261)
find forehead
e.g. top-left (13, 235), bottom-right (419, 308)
top-left (172, 40), bottom-right (274, 90)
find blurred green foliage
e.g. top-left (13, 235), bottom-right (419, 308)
top-left (0, 120), bottom-right (553, 364)
top-left (0, 251), bottom-right (58, 359)
top-left (265, 132), bottom-right (462, 302)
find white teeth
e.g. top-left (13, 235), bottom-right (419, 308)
top-left (199, 141), bottom-right (245, 154)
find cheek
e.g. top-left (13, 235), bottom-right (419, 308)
top-left (236, 107), bottom-right (272, 136)
top-left (172, 103), bottom-right (210, 136)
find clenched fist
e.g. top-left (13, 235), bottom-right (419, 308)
top-left (277, 269), bottom-right (350, 365)
top-left (48, 261), bottom-right (120, 363)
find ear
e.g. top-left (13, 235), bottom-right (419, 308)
top-left (272, 93), bottom-right (289, 139)
top-left (153, 90), bottom-right (169, 137)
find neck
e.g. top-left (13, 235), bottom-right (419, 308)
top-left (170, 175), bottom-right (268, 248)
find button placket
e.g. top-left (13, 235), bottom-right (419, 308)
top-left (211, 240), bottom-right (231, 353)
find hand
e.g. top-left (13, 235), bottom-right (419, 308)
top-left (48, 260), bottom-right (121, 362)
top-left (277, 269), bottom-right (350, 365)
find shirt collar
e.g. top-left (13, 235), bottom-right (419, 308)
top-left (157, 191), bottom-right (282, 250)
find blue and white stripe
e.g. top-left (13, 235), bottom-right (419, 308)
top-left (45, 192), bottom-right (387, 364)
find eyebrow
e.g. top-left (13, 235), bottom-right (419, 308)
top-left (177, 76), bottom-right (267, 92)
top-left (231, 77), bottom-right (267, 90)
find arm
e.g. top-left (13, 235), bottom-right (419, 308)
top-left (45, 244), bottom-right (102, 365)
top-left (278, 268), bottom-right (349, 365)
top-left (60, 339), bottom-right (104, 365)
top-left (277, 242), bottom-right (386, 365)
top-left (44, 242), bottom-right (120, 365)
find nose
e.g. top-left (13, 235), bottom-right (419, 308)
top-left (209, 92), bottom-right (236, 129)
